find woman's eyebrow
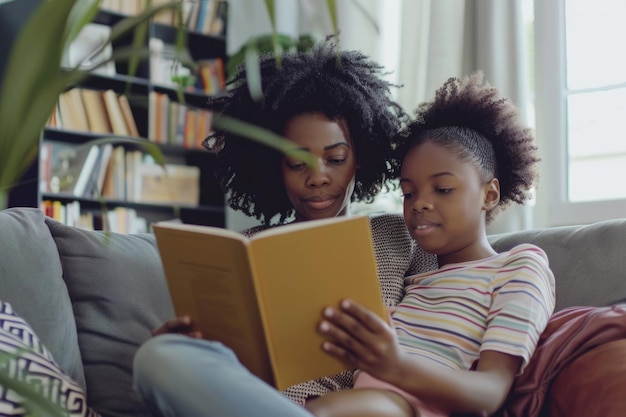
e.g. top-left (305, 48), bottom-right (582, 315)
top-left (324, 142), bottom-right (350, 151)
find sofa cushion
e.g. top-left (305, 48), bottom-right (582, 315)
top-left (497, 304), bottom-right (626, 417)
top-left (0, 301), bottom-right (100, 417)
top-left (488, 217), bottom-right (626, 310)
top-left (0, 208), bottom-right (85, 388)
top-left (46, 218), bottom-right (175, 417)
top-left (549, 338), bottom-right (626, 416)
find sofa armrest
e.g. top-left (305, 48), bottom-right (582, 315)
top-left (0, 207), bottom-right (85, 388)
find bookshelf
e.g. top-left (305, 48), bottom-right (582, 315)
top-left (8, 3), bottom-right (229, 233)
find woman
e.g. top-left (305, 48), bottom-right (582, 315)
top-left (133, 37), bottom-right (438, 416)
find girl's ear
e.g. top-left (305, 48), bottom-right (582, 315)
top-left (482, 178), bottom-right (500, 211)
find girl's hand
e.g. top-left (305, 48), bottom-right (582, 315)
top-left (317, 298), bottom-right (405, 381)
top-left (151, 315), bottom-right (203, 339)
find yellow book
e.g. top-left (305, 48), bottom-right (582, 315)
top-left (152, 215), bottom-right (386, 390)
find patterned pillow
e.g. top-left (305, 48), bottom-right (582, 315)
top-left (0, 301), bottom-right (100, 417)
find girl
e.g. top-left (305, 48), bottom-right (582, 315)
top-left (308, 72), bottom-right (556, 417)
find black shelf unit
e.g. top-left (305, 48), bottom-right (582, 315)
top-left (7, 7), bottom-right (227, 230)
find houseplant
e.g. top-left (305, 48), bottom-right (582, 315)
top-left (0, 1), bottom-right (337, 413)
top-left (0, 0), bottom-right (167, 211)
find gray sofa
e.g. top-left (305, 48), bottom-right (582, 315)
top-left (1, 207), bottom-right (626, 417)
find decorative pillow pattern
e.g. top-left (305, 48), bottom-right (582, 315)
top-left (0, 301), bottom-right (100, 417)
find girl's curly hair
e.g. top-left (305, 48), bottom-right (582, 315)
top-left (394, 72), bottom-right (540, 223)
top-left (204, 36), bottom-right (408, 225)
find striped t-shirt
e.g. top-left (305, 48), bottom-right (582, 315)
top-left (395, 243), bottom-right (555, 374)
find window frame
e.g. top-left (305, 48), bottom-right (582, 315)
top-left (534, 0), bottom-right (626, 226)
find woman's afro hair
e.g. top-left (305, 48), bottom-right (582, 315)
top-left (394, 72), bottom-right (540, 222)
top-left (203, 36), bottom-right (409, 225)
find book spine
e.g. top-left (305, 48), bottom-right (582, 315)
top-left (102, 90), bottom-right (130, 136)
top-left (72, 145), bottom-right (100, 197)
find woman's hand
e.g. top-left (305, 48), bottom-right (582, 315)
top-left (151, 315), bottom-right (203, 338)
top-left (317, 298), bottom-right (405, 382)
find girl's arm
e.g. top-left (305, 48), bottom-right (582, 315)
top-left (318, 299), bottom-right (521, 416)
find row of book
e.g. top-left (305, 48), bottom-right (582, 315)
top-left (40, 200), bottom-right (149, 234)
top-left (148, 91), bottom-right (213, 148)
top-left (47, 88), bottom-right (139, 137)
top-left (47, 86), bottom-right (215, 148)
top-left (100, 0), bottom-right (228, 37)
top-left (40, 142), bottom-right (201, 206)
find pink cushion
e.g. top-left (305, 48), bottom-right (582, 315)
top-left (549, 339), bottom-right (626, 416)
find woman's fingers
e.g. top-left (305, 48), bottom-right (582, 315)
top-left (151, 315), bottom-right (202, 337)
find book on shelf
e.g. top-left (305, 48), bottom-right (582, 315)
top-left (196, 58), bottom-right (226, 95)
top-left (39, 142), bottom-right (52, 193)
top-left (148, 95), bottom-right (212, 147)
top-left (47, 142), bottom-right (100, 197)
top-left (118, 94), bottom-right (140, 137)
top-left (58, 88), bottom-right (90, 132)
top-left (80, 88), bottom-right (113, 134)
top-left (71, 145), bottom-right (101, 197)
top-left (124, 149), bottom-right (144, 202)
top-left (206, 0), bottom-right (228, 36)
top-left (101, 145), bottom-right (127, 200)
top-left (183, 109), bottom-right (197, 148)
top-left (136, 163), bottom-right (200, 205)
top-left (94, 143), bottom-right (114, 196)
top-left (152, 215), bottom-right (386, 390)
top-left (150, 91), bottom-right (170, 143)
top-left (102, 89), bottom-right (130, 136)
top-left (194, 0), bottom-right (219, 33)
top-left (112, 145), bottom-right (127, 200)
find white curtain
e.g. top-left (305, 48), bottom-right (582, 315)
top-left (332, 0), bottom-right (533, 233)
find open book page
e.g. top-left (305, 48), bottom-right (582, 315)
top-left (153, 224), bottom-right (274, 385)
top-left (248, 215), bottom-right (386, 390)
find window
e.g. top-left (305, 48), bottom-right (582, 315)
top-left (534, 0), bottom-right (626, 226)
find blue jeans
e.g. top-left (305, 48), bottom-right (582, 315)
top-left (133, 334), bottom-right (314, 417)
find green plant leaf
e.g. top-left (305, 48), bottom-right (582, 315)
top-left (63, 0), bottom-right (101, 52)
top-left (75, 136), bottom-right (166, 167)
top-left (0, 0), bottom-right (75, 164)
top-left (262, 0), bottom-right (282, 67)
top-left (226, 33), bottom-right (300, 80)
top-left (326, 0), bottom-right (339, 39)
top-left (212, 115), bottom-right (316, 168)
top-left (244, 42), bottom-right (263, 101)
top-left (0, 0), bottom-right (72, 192)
